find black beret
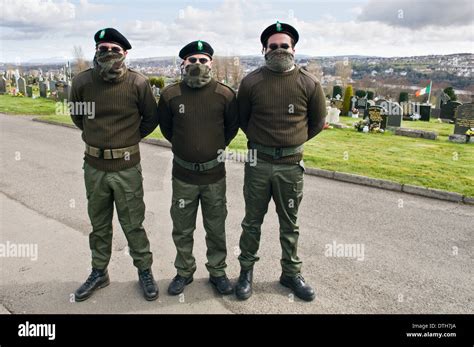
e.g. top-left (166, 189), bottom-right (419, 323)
top-left (260, 21), bottom-right (299, 46)
top-left (94, 28), bottom-right (131, 50)
top-left (179, 40), bottom-right (214, 60)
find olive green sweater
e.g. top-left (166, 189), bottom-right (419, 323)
top-left (69, 68), bottom-right (159, 171)
top-left (158, 79), bottom-right (239, 185)
top-left (238, 66), bottom-right (326, 164)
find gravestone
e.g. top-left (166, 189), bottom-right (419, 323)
top-left (440, 100), bottom-right (462, 121)
top-left (39, 82), bottom-right (49, 98)
top-left (367, 105), bottom-right (387, 129)
top-left (385, 101), bottom-right (403, 127)
top-left (17, 77), bottom-right (26, 95)
top-left (326, 107), bottom-right (341, 124)
top-left (49, 80), bottom-right (57, 91)
top-left (63, 84), bottom-right (70, 100)
top-left (350, 96), bottom-right (358, 110)
top-left (419, 104), bottom-right (431, 122)
top-left (453, 103), bottom-right (474, 135)
top-left (356, 98), bottom-right (368, 112)
top-left (0, 75), bottom-right (6, 94)
top-left (437, 92), bottom-right (450, 109)
top-left (26, 85), bottom-right (33, 97)
top-left (56, 81), bottom-right (70, 101)
top-left (395, 128), bottom-right (437, 140)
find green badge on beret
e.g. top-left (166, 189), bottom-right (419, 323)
top-left (99, 29), bottom-right (106, 39)
top-left (197, 40), bottom-right (203, 51)
top-left (276, 21), bottom-right (282, 32)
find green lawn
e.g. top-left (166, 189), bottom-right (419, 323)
top-left (0, 94), bottom-right (65, 116)
top-left (1, 95), bottom-right (473, 196)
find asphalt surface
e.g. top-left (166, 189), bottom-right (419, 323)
top-left (0, 114), bottom-right (473, 314)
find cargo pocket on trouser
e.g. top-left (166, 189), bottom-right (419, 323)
top-left (170, 177), bottom-right (200, 233)
top-left (201, 179), bottom-right (228, 240)
top-left (124, 188), bottom-right (145, 228)
top-left (125, 188), bottom-right (152, 271)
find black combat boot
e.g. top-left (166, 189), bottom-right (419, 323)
top-left (209, 275), bottom-right (233, 295)
top-left (279, 273), bottom-right (315, 302)
top-left (235, 268), bottom-right (253, 300)
top-left (75, 268), bottom-right (110, 302)
top-left (168, 274), bottom-right (193, 295)
top-left (138, 269), bottom-right (159, 301)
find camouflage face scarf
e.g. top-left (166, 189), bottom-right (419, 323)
top-left (264, 48), bottom-right (295, 72)
top-left (93, 50), bottom-right (127, 83)
top-left (182, 63), bottom-right (212, 88)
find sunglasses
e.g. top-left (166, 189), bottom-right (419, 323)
top-left (268, 43), bottom-right (291, 50)
top-left (97, 46), bottom-right (123, 53)
top-left (187, 57), bottom-right (210, 64)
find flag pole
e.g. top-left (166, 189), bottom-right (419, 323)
top-left (427, 80), bottom-right (432, 105)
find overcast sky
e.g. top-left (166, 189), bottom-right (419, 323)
top-left (0, 0), bottom-right (473, 63)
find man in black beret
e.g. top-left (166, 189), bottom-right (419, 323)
top-left (178, 40), bottom-right (214, 87)
top-left (235, 22), bottom-right (327, 302)
top-left (158, 40), bottom-right (239, 296)
top-left (92, 27), bottom-right (131, 82)
top-left (70, 27), bottom-right (160, 302)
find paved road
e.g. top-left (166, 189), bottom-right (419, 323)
top-left (0, 114), bottom-right (472, 314)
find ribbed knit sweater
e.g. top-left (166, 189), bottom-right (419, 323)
top-left (238, 65), bottom-right (327, 164)
top-left (158, 79), bottom-right (239, 185)
top-left (69, 68), bottom-right (159, 171)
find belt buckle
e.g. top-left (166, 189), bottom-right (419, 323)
top-left (193, 163), bottom-right (201, 171)
top-left (274, 148), bottom-right (282, 159)
top-left (96, 148), bottom-right (104, 159)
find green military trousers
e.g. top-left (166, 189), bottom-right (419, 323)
top-left (83, 162), bottom-right (152, 271)
top-left (238, 160), bottom-right (304, 276)
top-left (170, 176), bottom-right (228, 278)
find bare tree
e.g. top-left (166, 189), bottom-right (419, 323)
top-left (229, 56), bottom-right (244, 89)
top-left (335, 60), bottom-right (352, 86)
top-left (72, 46), bottom-right (89, 74)
top-left (212, 56), bottom-right (226, 83)
top-left (211, 56), bottom-right (242, 88)
top-left (305, 60), bottom-right (323, 82)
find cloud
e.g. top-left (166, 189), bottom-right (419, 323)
top-left (297, 20), bottom-right (474, 57)
top-left (124, 20), bottom-right (169, 42)
top-left (0, 0), bottom-right (75, 29)
top-left (0, 0), bottom-right (106, 40)
top-left (357, 0), bottom-right (474, 29)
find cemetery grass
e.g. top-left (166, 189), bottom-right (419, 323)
top-left (1, 95), bottom-right (473, 197)
top-left (303, 127), bottom-right (474, 197)
top-left (0, 94), bottom-right (61, 116)
top-left (338, 116), bottom-right (454, 140)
